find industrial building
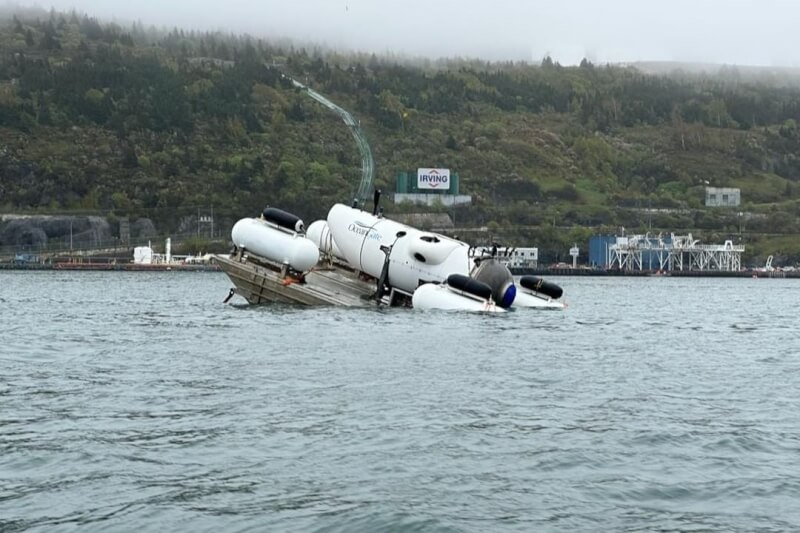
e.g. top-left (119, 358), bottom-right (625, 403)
top-left (472, 246), bottom-right (538, 269)
top-left (705, 187), bottom-right (741, 207)
top-left (589, 233), bottom-right (744, 272)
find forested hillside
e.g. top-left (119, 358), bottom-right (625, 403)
top-left (3, 9), bottom-right (800, 261)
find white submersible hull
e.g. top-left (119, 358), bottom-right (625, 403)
top-left (218, 203), bottom-right (566, 312)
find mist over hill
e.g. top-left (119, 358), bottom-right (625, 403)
top-left (631, 61), bottom-right (800, 86)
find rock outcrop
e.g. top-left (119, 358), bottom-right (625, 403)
top-left (0, 215), bottom-right (112, 248)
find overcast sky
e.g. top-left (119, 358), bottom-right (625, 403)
top-left (9, 0), bottom-right (800, 66)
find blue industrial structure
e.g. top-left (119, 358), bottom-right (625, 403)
top-left (588, 235), bottom-right (615, 268)
top-left (590, 234), bottom-right (676, 270)
top-left (591, 233), bottom-right (743, 272)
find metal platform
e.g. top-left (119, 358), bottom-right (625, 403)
top-left (215, 253), bottom-right (375, 306)
top-left (607, 233), bottom-right (744, 272)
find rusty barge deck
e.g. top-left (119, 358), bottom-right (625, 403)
top-left (214, 253), bottom-right (376, 306)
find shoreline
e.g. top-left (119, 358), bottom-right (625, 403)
top-left (0, 263), bottom-right (792, 277)
top-left (510, 267), bottom-right (796, 278)
top-left (0, 262), bottom-right (221, 272)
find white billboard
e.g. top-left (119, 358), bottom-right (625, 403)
top-left (417, 168), bottom-right (450, 190)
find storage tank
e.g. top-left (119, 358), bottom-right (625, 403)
top-left (396, 172), bottom-right (408, 194)
top-left (450, 173), bottom-right (460, 195)
top-left (589, 235), bottom-right (616, 268)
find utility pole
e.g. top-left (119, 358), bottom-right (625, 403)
top-left (197, 209), bottom-right (214, 239)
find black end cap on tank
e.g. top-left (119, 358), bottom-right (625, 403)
top-left (262, 207), bottom-right (304, 233)
top-left (446, 274), bottom-right (493, 301)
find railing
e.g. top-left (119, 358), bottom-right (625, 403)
top-left (0, 232), bottom-right (213, 262)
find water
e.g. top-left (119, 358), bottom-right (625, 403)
top-left (2, 271), bottom-right (800, 532)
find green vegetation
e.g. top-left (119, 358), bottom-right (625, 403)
top-left (2, 8), bottom-right (800, 263)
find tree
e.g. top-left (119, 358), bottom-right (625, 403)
top-left (287, 101), bottom-right (306, 121)
top-left (40, 23), bottom-right (61, 50)
top-left (375, 89), bottom-right (405, 129)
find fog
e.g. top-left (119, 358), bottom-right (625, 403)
top-left (8, 0), bottom-right (800, 66)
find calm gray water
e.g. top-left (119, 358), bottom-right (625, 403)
top-left (1, 271), bottom-right (799, 532)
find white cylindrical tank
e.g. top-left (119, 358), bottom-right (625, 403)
top-left (513, 290), bottom-right (566, 309)
top-left (231, 217), bottom-right (319, 272)
top-left (411, 283), bottom-right (505, 312)
top-left (326, 203), bottom-right (471, 294)
top-left (306, 220), bottom-right (345, 261)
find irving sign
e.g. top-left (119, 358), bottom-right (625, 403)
top-left (417, 168), bottom-right (450, 190)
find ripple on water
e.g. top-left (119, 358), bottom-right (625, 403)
top-left (1, 273), bottom-right (800, 532)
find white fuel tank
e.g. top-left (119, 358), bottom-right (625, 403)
top-left (513, 290), bottom-right (566, 309)
top-left (411, 283), bottom-right (504, 312)
top-left (326, 203), bottom-right (471, 294)
top-left (231, 217), bottom-right (319, 272)
top-left (306, 220), bottom-right (345, 261)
